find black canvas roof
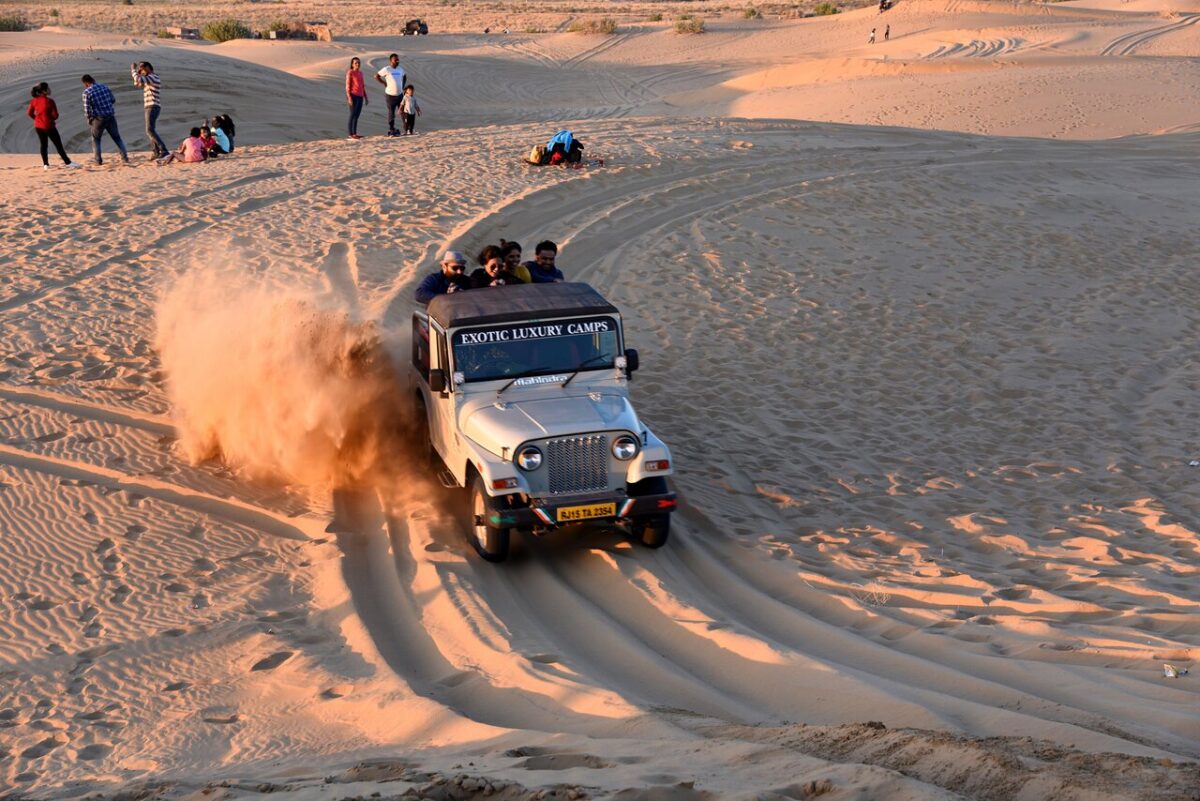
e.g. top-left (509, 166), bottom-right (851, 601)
top-left (426, 282), bottom-right (620, 328)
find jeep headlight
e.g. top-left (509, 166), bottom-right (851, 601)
top-left (515, 446), bottom-right (543, 471)
top-left (612, 435), bottom-right (639, 461)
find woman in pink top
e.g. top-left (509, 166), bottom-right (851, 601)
top-left (27, 82), bottom-right (76, 169)
top-left (159, 127), bottom-right (206, 164)
top-left (346, 57), bottom-right (368, 139)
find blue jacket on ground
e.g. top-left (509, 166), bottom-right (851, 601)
top-left (546, 130), bottom-right (573, 152)
top-left (415, 271), bottom-right (468, 304)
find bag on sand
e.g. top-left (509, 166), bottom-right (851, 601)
top-left (525, 143), bottom-right (548, 165)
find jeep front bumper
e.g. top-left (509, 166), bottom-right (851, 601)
top-left (483, 489), bottom-right (677, 530)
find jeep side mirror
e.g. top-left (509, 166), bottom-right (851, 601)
top-left (429, 369), bottom-right (447, 393)
top-left (624, 348), bottom-right (639, 375)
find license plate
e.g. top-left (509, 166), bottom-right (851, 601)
top-left (556, 502), bottom-right (616, 522)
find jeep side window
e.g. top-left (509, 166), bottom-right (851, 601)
top-left (412, 315), bottom-right (430, 380)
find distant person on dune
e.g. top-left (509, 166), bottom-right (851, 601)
top-left (346, 57), bottom-right (368, 140)
top-left (131, 61), bottom-right (167, 159)
top-left (27, 83), bottom-right (78, 170)
top-left (374, 53), bottom-right (407, 137)
top-left (885, 25), bottom-right (890, 41)
top-left (81, 74), bottom-right (129, 165)
top-left (415, 251), bottom-right (471, 304)
top-left (500, 240), bottom-right (532, 283)
top-left (868, 28), bottom-right (876, 44)
top-left (158, 127), bottom-right (206, 165)
top-left (400, 84), bottom-right (421, 136)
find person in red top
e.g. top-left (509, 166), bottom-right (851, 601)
top-left (345, 57), bottom-right (368, 139)
top-left (27, 83), bottom-right (77, 170)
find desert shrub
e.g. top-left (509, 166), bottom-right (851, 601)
top-left (567, 17), bottom-right (617, 34)
top-left (123, 0), bottom-right (133, 5)
top-left (674, 17), bottom-right (705, 34)
top-left (812, 2), bottom-right (839, 15)
top-left (202, 18), bottom-right (251, 42)
top-left (156, 28), bottom-right (172, 38)
top-left (522, 24), bottom-right (545, 33)
top-left (0, 14), bottom-right (26, 31)
top-left (647, 12), bottom-right (663, 21)
top-left (49, 8), bottom-right (59, 18)
top-left (267, 19), bottom-right (288, 31)
top-left (744, 7), bottom-right (761, 18)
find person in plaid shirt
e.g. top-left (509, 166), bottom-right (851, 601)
top-left (81, 74), bottom-right (129, 165)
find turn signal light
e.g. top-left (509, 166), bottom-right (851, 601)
top-left (492, 478), bottom-right (519, 490)
top-left (645, 460), bottom-right (670, 472)
top-left (657, 499), bottom-right (677, 510)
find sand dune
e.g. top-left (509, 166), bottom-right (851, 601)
top-left (1, 2), bottom-right (1198, 799)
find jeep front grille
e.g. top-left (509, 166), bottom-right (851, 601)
top-left (546, 435), bottom-right (609, 495)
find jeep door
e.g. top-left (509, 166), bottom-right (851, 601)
top-left (427, 322), bottom-right (458, 470)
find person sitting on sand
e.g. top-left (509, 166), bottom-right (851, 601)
top-left (199, 126), bottom-right (224, 158)
top-left (472, 244), bottom-right (525, 288)
top-left (415, 251), bottom-right (472, 304)
top-left (158, 127), bottom-right (206, 164)
top-left (209, 123), bottom-right (231, 156)
top-left (500, 239), bottom-right (532, 283)
top-left (213, 114), bottom-right (235, 152)
top-left (525, 240), bottom-right (565, 283)
top-left (27, 83), bottom-right (78, 170)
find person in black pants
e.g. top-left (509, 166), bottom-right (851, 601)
top-left (26, 83), bottom-right (77, 170)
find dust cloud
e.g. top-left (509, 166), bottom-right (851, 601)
top-left (154, 266), bottom-right (415, 492)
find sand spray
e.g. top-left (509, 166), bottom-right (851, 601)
top-left (154, 261), bottom-right (417, 494)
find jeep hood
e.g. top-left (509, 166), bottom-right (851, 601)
top-left (462, 393), bottom-right (640, 457)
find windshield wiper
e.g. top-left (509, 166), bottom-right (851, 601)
top-left (496, 376), bottom-right (521, 397)
top-left (561, 354), bottom-right (611, 388)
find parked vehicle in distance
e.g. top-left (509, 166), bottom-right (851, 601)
top-left (411, 283), bottom-right (676, 562)
top-left (404, 19), bottom-right (429, 35)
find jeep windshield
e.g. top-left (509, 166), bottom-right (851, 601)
top-left (452, 315), bottom-right (620, 384)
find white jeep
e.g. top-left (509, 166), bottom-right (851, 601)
top-left (411, 282), bottom-right (676, 562)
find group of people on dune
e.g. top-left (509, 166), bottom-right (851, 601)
top-left (346, 53), bottom-right (423, 139)
top-left (26, 63), bottom-right (234, 168)
top-left (416, 240), bottom-right (566, 305)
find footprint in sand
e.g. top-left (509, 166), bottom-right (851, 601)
top-left (82, 509), bottom-right (99, 525)
top-left (320, 684), bottom-right (353, 699)
top-left (111, 585), bottom-right (132, 603)
top-left (526, 654), bottom-right (562, 664)
top-left (21, 736), bottom-right (66, 759)
top-left (250, 651), bottom-right (294, 672)
top-left (200, 706), bottom-right (239, 724)
top-left (71, 571), bottom-right (90, 585)
top-left (163, 681), bottom-right (190, 692)
top-left (34, 430), bottom-right (67, 443)
top-left (519, 753), bottom-right (612, 770)
top-left (75, 743), bottom-right (112, 761)
top-left (27, 597), bottom-right (59, 611)
top-left (0, 707), bottom-right (20, 727)
top-left (95, 538), bottom-right (115, 554)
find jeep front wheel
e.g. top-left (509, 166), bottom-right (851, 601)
top-left (468, 476), bottom-right (510, 562)
top-left (630, 513), bottom-right (670, 548)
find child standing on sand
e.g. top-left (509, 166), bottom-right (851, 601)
top-left (400, 84), bottom-right (421, 136)
top-left (27, 83), bottom-right (78, 170)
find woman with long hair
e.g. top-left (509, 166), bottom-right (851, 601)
top-left (27, 83), bottom-right (77, 170)
top-left (346, 57), bottom-right (368, 139)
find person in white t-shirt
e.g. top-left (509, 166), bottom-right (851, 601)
top-left (374, 53), bottom-right (407, 137)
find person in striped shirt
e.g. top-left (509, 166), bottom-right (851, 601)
top-left (132, 62), bottom-right (168, 159)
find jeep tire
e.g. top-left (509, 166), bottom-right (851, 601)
top-left (469, 476), bottom-right (510, 562)
top-left (630, 513), bottom-right (670, 548)
top-left (627, 476), bottom-right (671, 548)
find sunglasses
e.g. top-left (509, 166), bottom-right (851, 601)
top-left (444, 262), bottom-right (466, 271)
